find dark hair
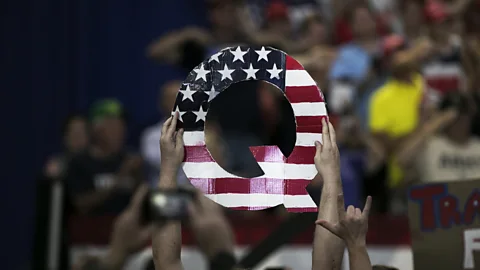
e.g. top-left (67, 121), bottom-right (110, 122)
top-left (343, 1), bottom-right (374, 24)
top-left (61, 114), bottom-right (87, 136)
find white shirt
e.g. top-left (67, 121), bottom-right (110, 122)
top-left (140, 121), bottom-right (189, 187)
top-left (417, 135), bottom-right (480, 183)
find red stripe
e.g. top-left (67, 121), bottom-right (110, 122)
top-left (296, 116), bottom-right (325, 127)
top-left (286, 86), bottom-right (324, 103)
top-left (286, 55), bottom-right (305, 70)
top-left (184, 145), bottom-right (316, 164)
top-left (190, 177), bottom-right (312, 195)
top-left (287, 146), bottom-right (316, 164)
top-left (426, 77), bottom-right (460, 93)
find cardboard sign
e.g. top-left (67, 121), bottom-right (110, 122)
top-left (407, 180), bottom-right (480, 269)
top-left (172, 46), bottom-right (326, 212)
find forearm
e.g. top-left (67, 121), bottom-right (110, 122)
top-left (396, 111), bottom-right (454, 167)
top-left (100, 247), bottom-right (128, 270)
top-left (347, 243), bottom-right (371, 270)
top-left (312, 177), bottom-right (345, 270)
top-left (152, 168), bottom-right (183, 270)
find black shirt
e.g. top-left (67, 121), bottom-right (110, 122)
top-left (65, 150), bottom-right (133, 215)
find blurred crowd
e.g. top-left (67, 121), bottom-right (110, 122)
top-left (39, 0), bottom-right (480, 268)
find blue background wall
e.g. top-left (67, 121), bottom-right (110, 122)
top-left (1, 0), bottom-right (207, 268)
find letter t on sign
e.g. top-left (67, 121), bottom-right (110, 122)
top-left (464, 229), bottom-right (480, 269)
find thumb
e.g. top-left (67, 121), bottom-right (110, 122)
top-left (314, 140), bottom-right (323, 154)
top-left (315, 219), bottom-right (338, 234)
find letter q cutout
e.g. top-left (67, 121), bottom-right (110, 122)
top-left (172, 46), bottom-right (327, 212)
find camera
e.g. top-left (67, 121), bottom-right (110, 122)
top-left (142, 187), bottom-right (196, 222)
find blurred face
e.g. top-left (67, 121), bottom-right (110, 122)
top-left (404, 1), bottom-right (423, 27)
top-left (95, 117), bottom-right (126, 152)
top-left (209, 3), bottom-right (237, 31)
top-left (351, 7), bottom-right (376, 39)
top-left (65, 117), bottom-right (88, 153)
top-left (269, 18), bottom-right (292, 38)
top-left (308, 20), bottom-right (328, 45)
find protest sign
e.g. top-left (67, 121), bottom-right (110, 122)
top-left (173, 46), bottom-right (326, 212)
top-left (407, 179), bottom-right (480, 269)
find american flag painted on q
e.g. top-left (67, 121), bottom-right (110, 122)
top-left (172, 46), bottom-right (327, 212)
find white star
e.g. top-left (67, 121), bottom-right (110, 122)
top-left (255, 46), bottom-right (271, 62)
top-left (180, 85), bottom-right (196, 101)
top-left (208, 51), bottom-right (222, 63)
top-left (207, 85), bottom-right (218, 102)
top-left (193, 106), bottom-right (207, 122)
top-left (193, 64), bottom-right (210, 81)
top-left (230, 47), bottom-right (249, 63)
top-left (171, 106), bottom-right (186, 122)
top-left (267, 63), bottom-right (283, 79)
top-left (217, 64), bottom-right (235, 81)
top-left (242, 63), bottom-right (259, 80)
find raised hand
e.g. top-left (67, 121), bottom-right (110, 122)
top-left (315, 194), bottom-right (372, 246)
top-left (314, 118), bottom-right (340, 182)
top-left (160, 112), bottom-right (185, 174)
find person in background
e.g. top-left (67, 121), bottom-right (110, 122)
top-left (368, 35), bottom-right (433, 212)
top-left (398, 92), bottom-right (480, 183)
top-left (422, 1), bottom-right (468, 97)
top-left (147, 0), bottom-right (247, 72)
top-left (328, 2), bottom-right (380, 115)
top-left (74, 185), bottom-right (153, 270)
top-left (140, 80), bottom-right (190, 187)
top-left (44, 114), bottom-right (89, 180)
top-left (65, 99), bottom-right (143, 215)
top-left (398, 0), bottom-right (428, 41)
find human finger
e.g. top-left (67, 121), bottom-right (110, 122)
top-left (321, 118), bottom-right (330, 149)
top-left (355, 208), bottom-right (362, 217)
top-left (176, 128), bottom-right (184, 149)
top-left (328, 121), bottom-right (337, 146)
top-left (315, 219), bottom-right (340, 236)
top-left (162, 116), bottom-right (173, 137)
top-left (346, 205), bottom-right (355, 216)
top-left (314, 140), bottom-right (322, 156)
top-left (166, 112), bottom-right (179, 139)
top-left (362, 196), bottom-right (372, 218)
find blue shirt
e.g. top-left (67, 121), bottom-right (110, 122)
top-left (329, 44), bottom-right (371, 82)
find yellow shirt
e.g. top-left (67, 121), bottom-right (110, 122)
top-left (369, 73), bottom-right (424, 186)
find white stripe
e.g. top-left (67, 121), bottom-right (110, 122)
top-left (183, 131), bottom-right (322, 147)
top-left (205, 193), bottom-right (317, 208)
top-left (423, 64), bottom-right (463, 77)
top-left (183, 162), bottom-right (317, 179)
top-left (291, 102), bottom-right (327, 116)
top-left (286, 70), bottom-right (317, 87)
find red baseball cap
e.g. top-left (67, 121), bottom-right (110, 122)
top-left (424, 0), bottom-right (448, 23)
top-left (266, 0), bottom-right (289, 21)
